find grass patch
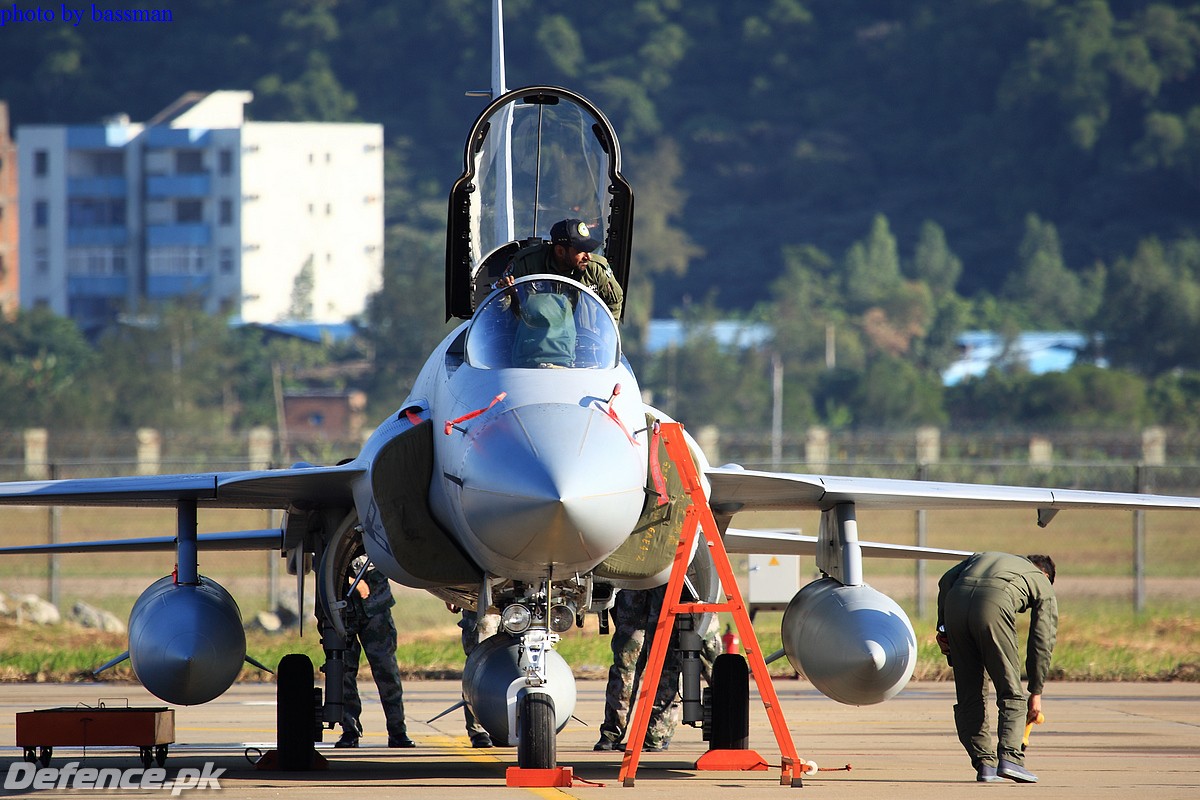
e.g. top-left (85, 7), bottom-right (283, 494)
top-left (3, 601), bottom-right (1195, 687)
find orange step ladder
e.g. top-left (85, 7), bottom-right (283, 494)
top-left (618, 422), bottom-right (803, 787)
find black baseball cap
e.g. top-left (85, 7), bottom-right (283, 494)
top-left (550, 219), bottom-right (601, 253)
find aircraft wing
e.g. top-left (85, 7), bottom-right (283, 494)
top-left (0, 462), bottom-right (365, 510)
top-left (722, 527), bottom-right (971, 561)
top-left (706, 467), bottom-right (1200, 522)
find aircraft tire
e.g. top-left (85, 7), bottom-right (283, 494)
top-left (277, 653), bottom-right (316, 770)
top-left (709, 653), bottom-right (750, 750)
top-left (516, 691), bottom-right (556, 770)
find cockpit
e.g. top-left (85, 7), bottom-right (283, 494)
top-left (446, 87), bottom-right (634, 322)
top-left (465, 276), bottom-right (620, 370)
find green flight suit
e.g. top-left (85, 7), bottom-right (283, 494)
top-left (504, 242), bottom-right (624, 319)
top-left (937, 552), bottom-right (1057, 769)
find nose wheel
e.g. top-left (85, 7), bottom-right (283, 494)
top-left (516, 691), bottom-right (556, 770)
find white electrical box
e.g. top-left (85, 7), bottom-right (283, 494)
top-left (747, 553), bottom-right (801, 614)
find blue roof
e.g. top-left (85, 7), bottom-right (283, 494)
top-left (942, 331), bottom-right (1101, 386)
top-left (645, 319), bottom-right (772, 353)
top-left (242, 321), bottom-right (360, 344)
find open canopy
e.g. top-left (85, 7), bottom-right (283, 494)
top-left (446, 86), bottom-right (634, 321)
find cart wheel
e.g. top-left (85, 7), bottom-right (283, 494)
top-left (155, 745), bottom-right (169, 767)
top-left (38, 746), bottom-right (52, 767)
top-left (140, 747), bottom-right (153, 768)
top-left (23, 747), bottom-right (36, 763)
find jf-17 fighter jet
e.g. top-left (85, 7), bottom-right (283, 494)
top-left (5, 47), bottom-right (1200, 778)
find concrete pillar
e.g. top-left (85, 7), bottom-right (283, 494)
top-left (696, 425), bottom-right (720, 466)
top-left (24, 428), bottom-right (48, 480)
top-left (1141, 426), bottom-right (1166, 466)
top-left (916, 426), bottom-right (940, 465)
top-left (1029, 436), bottom-right (1053, 466)
top-left (136, 428), bottom-right (161, 476)
top-left (806, 426), bottom-right (829, 472)
top-left (249, 426), bottom-right (275, 470)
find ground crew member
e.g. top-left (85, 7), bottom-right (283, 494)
top-left (453, 605), bottom-right (500, 748)
top-left (336, 558), bottom-right (415, 748)
top-left (594, 585), bottom-right (680, 751)
top-left (502, 218), bottom-right (624, 319)
top-left (937, 552), bottom-right (1057, 783)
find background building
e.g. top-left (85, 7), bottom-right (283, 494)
top-left (16, 91), bottom-right (383, 334)
top-left (0, 101), bottom-right (17, 317)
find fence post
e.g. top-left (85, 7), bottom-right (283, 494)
top-left (48, 463), bottom-right (60, 608)
top-left (915, 463), bottom-right (929, 618)
top-left (23, 428), bottom-right (48, 479)
top-left (248, 426), bottom-right (279, 610)
top-left (806, 426), bottom-right (829, 472)
top-left (136, 428), bottom-right (161, 476)
top-left (1029, 436), bottom-right (1053, 466)
top-left (696, 426), bottom-right (720, 469)
top-left (1133, 464), bottom-right (1147, 614)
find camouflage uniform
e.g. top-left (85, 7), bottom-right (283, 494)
top-left (504, 242), bottom-right (624, 319)
top-left (459, 609), bottom-right (500, 742)
top-left (700, 612), bottom-right (723, 681)
top-left (596, 585), bottom-right (684, 750)
top-left (342, 563), bottom-right (408, 742)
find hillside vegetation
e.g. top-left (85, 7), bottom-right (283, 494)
top-left (3, 1), bottom-right (1200, 433)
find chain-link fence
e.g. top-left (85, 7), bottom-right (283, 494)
top-left (1, 426), bottom-right (1198, 618)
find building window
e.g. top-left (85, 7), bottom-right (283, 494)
top-left (219, 149), bottom-right (233, 176)
top-left (35, 249), bottom-right (49, 274)
top-left (176, 199), bottom-right (203, 223)
top-left (34, 150), bottom-right (48, 176)
top-left (148, 246), bottom-right (206, 275)
top-left (67, 247), bottom-right (128, 276)
top-left (34, 201), bottom-right (49, 228)
top-left (93, 151), bottom-right (124, 175)
top-left (68, 198), bottom-right (126, 226)
top-left (219, 198), bottom-right (233, 225)
top-left (175, 150), bottom-right (204, 174)
top-left (219, 247), bottom-right (233, 274)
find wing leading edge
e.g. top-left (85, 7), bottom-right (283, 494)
top-left (0, 462), bottom-right (364, 510)
top-left (706, 467), bottom-right (1200, 519)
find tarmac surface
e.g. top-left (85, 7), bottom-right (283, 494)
top-left (0, 679), bottom-right (1197, 798)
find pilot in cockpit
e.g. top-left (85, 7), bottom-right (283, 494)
top-left (500, 218), bottom-right (624, 319)
top-left (469, 277), bottom-right (620, 371)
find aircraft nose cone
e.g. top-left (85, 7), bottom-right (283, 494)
top-left (458, 402), bottom-right (645, 576)
top-left (861, 639), bottom-right (887, 674)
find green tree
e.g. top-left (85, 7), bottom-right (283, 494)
top-left (624, 138), bottom-right (703, 339)
top-left (1020, 365), bottom-right (1148, 428)
top-left (1002, 214), bottom-right (1104, 329)
top-left (843, 214), bottom-right (902, 310)
top-left (288, 258), bottom-right (316, 321)
top-left (910, 220), bottom-right (962, 297)
top-left (0, 309), bottom-right (95, 428)
top-left (851, 356), bottom-right (947, 428)
top-left (1098, 236), bottom-right (1200, 374)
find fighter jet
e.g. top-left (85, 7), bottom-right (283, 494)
top-left (5, 16), bottom-right (1200, 777)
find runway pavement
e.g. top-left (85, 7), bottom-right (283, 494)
top-left (0, 679), bottom-right (1196, 798)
